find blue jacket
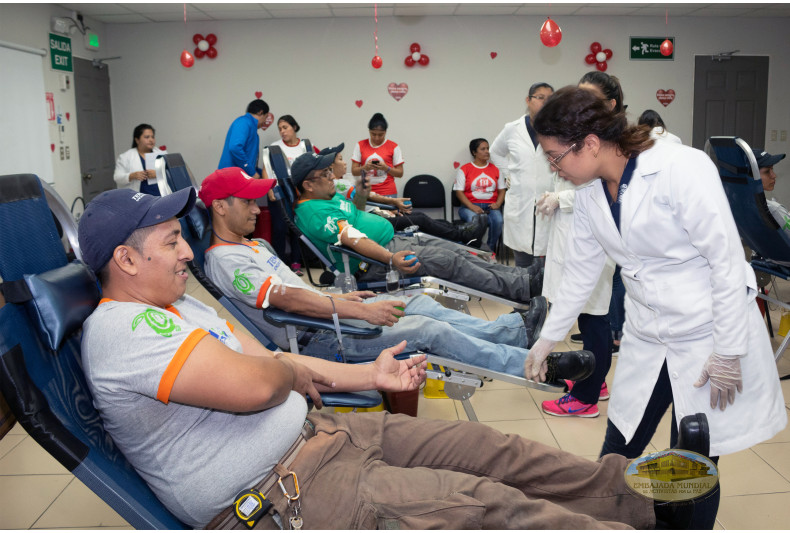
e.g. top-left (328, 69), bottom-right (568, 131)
top-left (218, 113), bottom-right (260, 173)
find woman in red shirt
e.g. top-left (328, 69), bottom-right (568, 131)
top-left (351, 113), bottom-right (404, 197)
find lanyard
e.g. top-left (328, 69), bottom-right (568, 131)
top-left (602, 156), bottom-right (637, 233)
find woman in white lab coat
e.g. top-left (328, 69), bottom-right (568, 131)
top-left (638, 109), bottom-right (682, 145)
top-left (526, 87), bottom-right (786, 462)
top-left (490, 82), bottom-right (554, 269)
top-left (113, 123), bottom-right (166, 194)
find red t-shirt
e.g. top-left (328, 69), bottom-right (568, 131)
top-left (352, 139), bottom-right (404, 196)
top-left (453, 162), bottom-right (504, 204)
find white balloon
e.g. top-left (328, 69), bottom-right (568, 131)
top-left (198, 40), bottom-right (210, 52)
top-left (596, 51), bottom-right (606, 63)
top-left (412, 51), bottom-right (421, 61)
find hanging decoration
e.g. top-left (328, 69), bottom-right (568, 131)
top-left (193, 33), bottom-right (218, 59)
top-left (180, 4), bottom-right (194, 68)
top-left (404, 42), bottom-right (430, 67)
top-left (371, 4), bottom-right (382, 69)
top-left (539, 17), bottom-right (562, 47)
top-left (584, 42), bottom-right (613, 71)
top-left (656, 89), bottom-right (676, 107)
top-left (387, 82), bottom-right (408, 101)
top-left (660, 9), bottom-right (673, 56)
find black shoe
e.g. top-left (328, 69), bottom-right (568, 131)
top-left (458, 213), bottom-right (488, 244)
top-left (544, 350), bottom-right (595, 386)
top-left (570, 333), bottom-right (583, 344)
top-left (518, 296), bottom-right (548, 349)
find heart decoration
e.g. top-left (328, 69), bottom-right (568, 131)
top-left (261, 113), bottom-right (275, 130)
top-left (50, 143), bottom-right (55, 153)
top-left (355, 100), bottom-right (363, 108)
top-left (387, 82), bottom-right (409, 102)
top-left (159, 145), bottom-right (167, 151)
top-left (453, 161), bottom-right (460, 169)
top-left (65, 112), bottom-right (70, 121)
top-left (656, 89), bottom-right (675, 107)
top-left (490, 52), bottom-right (497, 59)
top-left (255, 91), bottom-right (262, 99)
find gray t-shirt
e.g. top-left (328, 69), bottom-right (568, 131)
top-left (81, 294), bottom-right (307, 527)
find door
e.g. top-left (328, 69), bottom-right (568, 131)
top-left (692, 56), bottom-right (768, 150)
top-left (74, 57), bottom-right (116, 202)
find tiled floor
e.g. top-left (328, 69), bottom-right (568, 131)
top-left (1, 272), bottom-right (789, 529)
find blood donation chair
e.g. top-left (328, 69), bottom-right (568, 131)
top-left (705, 136), bottom-right (790, 361)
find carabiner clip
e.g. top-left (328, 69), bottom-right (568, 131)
top-left (277, 471), bottom-right (300, 502)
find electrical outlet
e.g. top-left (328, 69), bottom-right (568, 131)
top-left (781, 130), bottom-right (788, 142)
top-left (65, 146), bottom-right (70, 159)
top-left (771, 130), bottom-right (778, 141)
top-left (59, 147), bottom-right (64, 160)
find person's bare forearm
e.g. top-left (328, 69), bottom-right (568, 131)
top-left (268, 286), bottom-right (367, 320)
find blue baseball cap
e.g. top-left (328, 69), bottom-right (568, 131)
top-left (291, 151), bottom-right (339, 189)
top-left (752, 149), bottom-right (786, 168)
top-left (318, 142), bottom-right (344, 157)
top-left (78, 188), bottom-right (196, 272)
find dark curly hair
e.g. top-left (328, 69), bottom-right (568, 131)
top-left (578, 71), bottom-right (625, 114)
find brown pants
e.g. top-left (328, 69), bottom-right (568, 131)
top-left (266, 412), bottom-right (655, 529)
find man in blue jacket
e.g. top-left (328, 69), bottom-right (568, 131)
top-left (218, 99), bottom-right (270, 178)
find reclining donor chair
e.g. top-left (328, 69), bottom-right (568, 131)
top-left (162, 155), bottom-right (565, 422)
top-left (705, 136), bottom-right (790, 362)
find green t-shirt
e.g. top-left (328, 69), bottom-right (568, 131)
top-left (295, 193), bottom-right (394, 273)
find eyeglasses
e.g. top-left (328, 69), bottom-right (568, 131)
top-left (529, 94), bottom-right (548, 101)
top-left (305, 168), bottom-right (334, 181)
top-left (546, 143), bottom-right (577, 171)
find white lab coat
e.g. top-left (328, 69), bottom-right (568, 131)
top-left (649, 126), bottom-right (682, 145)
top-left (490, 115), bottom-right (552, 255)
top-left (542, 174), bottom-right (615, 315)
top-left (540, 141), bottom-right (786, 456)
top-left (113, 147), bottom-right (167, 191)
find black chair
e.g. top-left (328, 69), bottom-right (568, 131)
top-left (403, 174), bottom-right (447, 221)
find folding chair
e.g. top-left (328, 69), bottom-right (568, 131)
top-left (705, 136), bottom-right (790, 361)
top-left (404, 174), bottom-right (447, 221)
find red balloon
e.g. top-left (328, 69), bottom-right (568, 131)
top-left (371, 55), bottom-right (383, 69)
top-left (418, 54), bottom-right (429, 66)
top-left (596, 61), bottom-right (608, 72)
top-left (585, 53), bottom-right (596, 65)
top-left (206, 47), bottom-right (217, 59)
top-left (194, 47), bottom-right (205, 59)
top-left (409, 42), bottom-right (421, 54)
top-left (180, 49), bottom-right (194, 68)
top-left (192, 33), bottom-right (203, 45)
top-left (604, 48), bottom-right (613, 60)
top-left (539, 17), bottom-right (562, 47)
top-left (590, 42), bottom-right (602, 54)
top-left (206, 33), bottom-right (217, 46)
top-left (660, 39), bottom-right (673, 57)
top-left (404, 56), bottom-right (415, 67)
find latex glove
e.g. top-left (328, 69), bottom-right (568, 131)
top-left (693, 353), bottom-right (743, 411)
top-left (536, 192), bottom-right (560, 217)
top-left (524, 337), bottom-right (557, 382)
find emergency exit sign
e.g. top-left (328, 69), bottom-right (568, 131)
top-left (49, 33), bottom-right (72, 72)
top-left (629, 37), bottom-right (674, 61)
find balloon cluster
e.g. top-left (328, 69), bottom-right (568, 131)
top-left (404, 43), bottom-right (430, 67)
top-left (539, 17), bottom-right (562, 47)
top-left (193, 33), bottom-right (218, 59)
top-left (584, 42), bottom-right (613, 72)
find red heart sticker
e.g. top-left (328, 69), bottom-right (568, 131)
top-left (355, 100), bottom-right (363, 108)
top-left (261, 113), bottom-right (274, 130)
top-left (453, 161), bottom-right (460, 169)
top-left (490, 52), bottom-right (497, 59)
top-left (656, 89), bottom-right (675, 107)
top-left (255, 91), bottom-right (263, 99)
top-left (50, 143), bottom-right (55, 153)
top-left (65, 112), bottom-right (70, 121)
top-left (387, 82), bottom-right (409, 102)
top-left (159, 145), bottom-right (167, 151)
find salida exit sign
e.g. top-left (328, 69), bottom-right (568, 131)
top-left (49, 33), bottom-right (72, 72)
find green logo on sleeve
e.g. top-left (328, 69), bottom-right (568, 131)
top-left (131, 309), bottom-right (181, 338)
top-left (232, 269), bottom-right (255, 294)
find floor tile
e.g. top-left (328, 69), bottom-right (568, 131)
top-left (0, 474), bottom-right (72, 529)
top-left (465, 387), bottom-right (542, 422)
top-left (716, 492), bottom-right (790, 529)
top-left (416, 395), bottom-right (459, 422)
top-left (751, 441), bottom-right (790, 483)
top-left (0, 433), bottom-right (25, 460)
top-left (0, 436), bottom-right (69, 475)
top-left (544, 415), bottom-right (610, 456)
top-left (33, 478), bottom-right (129, 529)
top-left (718, 448), bottom-right (790, 497)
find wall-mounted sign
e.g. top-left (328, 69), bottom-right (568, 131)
top-left (46, 92), bottom-right (55, 121)
top-left (49, 32), bottom-right (72, 72)
top-left (629, 37), bottom-right (674, 61)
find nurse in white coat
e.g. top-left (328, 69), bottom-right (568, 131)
top-left (113, 123), bottom-right (166, 194)
top-left (490, 82), bottom-right (554, 268)
top-left (526, 87), bottom-right (786, 462)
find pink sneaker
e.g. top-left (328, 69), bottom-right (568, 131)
top-left (542, 393), bottom-right (599, 417)
top-left (564, 380), bottom-right (609, 401)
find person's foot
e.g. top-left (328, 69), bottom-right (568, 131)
top-left (570, 333), bottom-right (583, 344)
top-left (458, 213), bottom-right (488, 245)
top-left (290, 262), bottom-right (304, 276)
top-left (563, 380), bottom-right (609, 401)
top-left (542, 393), bottom-right (599, 417)
top-left (518, 296), bottom-right (548, 349)
top-left (543, 350), bottom-right (595, 386)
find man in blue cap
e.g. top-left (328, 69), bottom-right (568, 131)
top-left (754, 148), bottom-right (789, 235)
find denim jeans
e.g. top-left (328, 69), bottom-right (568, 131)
top-left (301, 293), bottom-right (529, 376)
top-left (458, 203), bottom-right (503, 250)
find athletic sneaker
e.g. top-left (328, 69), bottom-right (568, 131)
top-left (570, 333), bottom-right (583, 344)
top-left (563, 380), bottom-right (610, 401)
top-left (290, 262), bottom-right (304, 277)
top-left (542, 393), bottom-right (600, 418)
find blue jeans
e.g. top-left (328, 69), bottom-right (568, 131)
top-left (608, 266), bottom-right (625, 340)
top-left (301, 294), bottom-right (529, 376)
top-left (458, 203), bottom-right (503, 251)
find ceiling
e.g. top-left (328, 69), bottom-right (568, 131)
top-left (56, 3), bottom-right (790, 24)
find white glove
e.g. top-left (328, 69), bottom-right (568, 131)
top-left (693, 353), bottom-right (743, 411)
top-left (524, 337), bottom-right (557, 382)
top-left (536, 192), bottom-right (560, 217)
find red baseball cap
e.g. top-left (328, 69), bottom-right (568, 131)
top-left (198, 167), bottom-right (276, 206)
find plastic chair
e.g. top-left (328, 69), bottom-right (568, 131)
top-left (403, 174), bottom-right (447, 221)
top-left (705, 136), bottom-right (790, 361)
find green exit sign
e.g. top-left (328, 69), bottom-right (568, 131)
top-left (629, 37), bottom-right (674, 61)
top-left (49, 32), bottom-right (72, 72)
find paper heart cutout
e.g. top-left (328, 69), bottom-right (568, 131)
top-left (65, 112), bottom-right (70, 121)
top-left (453, 161), bottom-right (460, 169)
top-left (159, 145), bottom-right (167, 151)
top-left (355, 100), bottom-right (363, 108)
top-left (656, 89), bottom-right (675, 107)
top-left (261, 113), bottom-right (275, 130)
top-left (255, 91), bottom-right (262, 99)
top-left (490, 52), bottom-right (497, 59)
top-left (50, 143), bottom-right (55, 153)
top-left (387, 82), bottom-right (409, 102)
